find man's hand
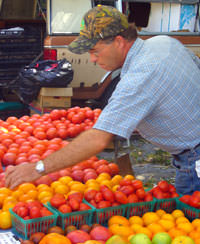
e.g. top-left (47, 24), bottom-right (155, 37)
top-left (5, 163), bottom-right (41, 189)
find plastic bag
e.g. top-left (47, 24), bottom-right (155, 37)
top-left (12, 58), bottom-right (74, 104)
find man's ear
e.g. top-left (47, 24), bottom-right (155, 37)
top-left (114, 35), bottom-right (126, 49)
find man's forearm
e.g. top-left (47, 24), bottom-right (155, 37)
top-left (43, 128), bottom-right (114, 174)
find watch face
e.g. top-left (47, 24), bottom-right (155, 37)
top-left (36, 161), bottom-right (45, 173)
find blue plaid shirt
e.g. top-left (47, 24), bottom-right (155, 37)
top-left (93, 36), bottom-right (200, 154)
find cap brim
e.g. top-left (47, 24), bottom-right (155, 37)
top-left (67, 35), bottom-right (99, 54)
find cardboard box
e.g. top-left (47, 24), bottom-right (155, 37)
top-left (37, 87), bottom-right (73, 111)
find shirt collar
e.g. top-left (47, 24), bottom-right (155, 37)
top-left (121, 38), bottom-right (144, 75)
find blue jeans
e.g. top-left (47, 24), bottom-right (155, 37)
top-left (172, 144), bottom-right (200, 195)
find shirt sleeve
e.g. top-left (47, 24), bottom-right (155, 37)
top-left (186, 48), bottom-right (200, 70)
top-left (93, 61), bottom-right (166, 139)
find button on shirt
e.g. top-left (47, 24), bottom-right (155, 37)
top-left (93, 36), bottom-right (200, 154)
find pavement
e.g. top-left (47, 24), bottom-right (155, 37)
top-left (98, 136), bottom-right (176, 187)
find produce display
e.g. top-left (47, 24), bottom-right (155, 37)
top-left (0, 108), bottom-right (199, 244)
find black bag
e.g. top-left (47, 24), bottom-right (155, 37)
top-left (12, 58), bottom-right (74, 104)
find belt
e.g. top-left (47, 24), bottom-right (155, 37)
top-left (173, 142), bottom-right (200, 159)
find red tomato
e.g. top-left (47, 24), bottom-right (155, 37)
top-left (84, 189), bottom-right (97, 202)
top-left (96, 164), bottom-right (111, 175)
top-left (2, 152), bottom-right (17, 166)
top-left (108, 163), bottom-right (119, 176)
top-left (94, 192), bottom-right (103, 203)
top-left (128, 193), bottom-right (139, 203)
top-left (119, 185), bottom-right (134, 196)
top-left (67, 126), bottom-right (78, 138)
top-left (58, 204), bottom-right (72, 213)
top-left (114, 191), bottom-right (128, 204)
top-left (189, 196), bottom-right (200, 208)
top-left (40, 207), bottom-right (53, 217)
top-left (57, 128), bottom-right (68, 139)
top-left (97, 200), bottom-right (111, 209)
top-left (17, 206), bottom-right (29, 218)
top-left (85, 110), bottom-right (94, 120)
top-left (50, 194), bottom-right (66, 208)
top-left (144, 193), bottom-right (153, 202)
top-left (158, 180), bottom-right (169, 192)
top-left (50, 109), bottom-right (62, 120)
top-left (102, 188), bottom-right (115, 203)
top-left (136, 188), bottom-right (146, 200)
top-left (192, 191), bottom-right (200, 201)
top-left (79, 203), bottom-right (91, 211)
top-left (168, 184), bottom-right (176, 193)
top-left (132, 180), bottom-right (143, 189)
top-left (68, 198), bottom-right (80, 211)
top-left (29, 206), bottom-right (42, 219)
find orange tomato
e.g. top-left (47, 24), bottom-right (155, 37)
top-left (39, 232), bottom-right (72, 244)
top-left (108, 215), bottom-right (130, 227)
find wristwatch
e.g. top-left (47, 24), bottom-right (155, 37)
top-left (35, 160), bottom-right (45, 175)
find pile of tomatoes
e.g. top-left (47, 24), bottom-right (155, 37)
top-left (0, 107), bottom-right (101, 167)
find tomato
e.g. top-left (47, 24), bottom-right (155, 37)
top-left (85, 110), bottom-right (94, 120)
top-left (68, 198), bottom-right (80, 211)
top-left (128, 193), bottom-right (139, 203)
top-left (158, 180), bottom-right (169, 192)
top-left (13, 202), bottom-right (28, 213)
top-left (50, 109), bottom-right (62, 120)
top-left (16, 206), bottom-right (29, 218)
top-left (114, 191), bottom-right (128, 204)
top-left (192, 191), bottom-right (200, 200)
top-left (94, 192), bottom-right (103, 203)
top-left (136, 188), bottom-right (146, 200)
top-left (58, 204), bottom-right (72, 213)
top-left (2, 152), bottom-right (17, 166)
top-left (108, 163), bottom-right (119, 176)
top-left (57, 128), bottom-right (68, 139)
top-left (189, 196), bottom-right (200, 208)
top-left (96, 164), bottom-right (111, 175)
top-left (67, 111), bottom-right (75, 121)
top-left (119, 185), bottom-right (134, 196)
top-left (97, 200), bottom-right (111, 208)
top-left (34, 131), bottom-right (47, 140)
top-left (132, 180), bottom-right (143, 189)
top-left (79, 203), bottom-right (91, 211)
top-left (15, 156), bottom-right (28, 165)
top-left (6, 116), bottom-right (18, 124)
top-left (84, 189), bottom-right (97, 202)
top-left (71, 114), bottom-right (83, 124)
top-left (27, 201), bottom-right (43, 210)
top-left (102, 188), bottom-right (115, 203)
top-left (67, 126), bottom-right (78, 138)
top-left (50, 194), bottom-right (66, 208)
top-left (144, 193), bottom-right (153, 202)
top-left (168, 184), bottom-right (176, 193)
top-left (30, 206), bottom-right (42, 219)
top-left (40, 207), bottom-right (53, 217)
top-left (179, 195), bottom-right (191, 204)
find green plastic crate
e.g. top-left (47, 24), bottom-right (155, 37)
top-left (126, 199), bottom-right (156, 218)
top-left (47, 200), bottom-right (95, 230)
top-left (9, 205), bottom-right (58, 240)
top-left (176, 199), bottom-right (200, 221)
top-left (91, 204), bottom-right (127, 226)
top-left (153, 197), bottom-right (178, 213)
top-left (85, 199), bottom-right (155, 226)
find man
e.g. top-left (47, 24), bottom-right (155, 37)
top-left (5, 5), bottom-right (200, 194)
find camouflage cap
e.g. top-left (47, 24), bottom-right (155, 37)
top-left (68, 5), bottom-right (129, 54)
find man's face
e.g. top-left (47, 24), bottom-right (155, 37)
top-left (88, 38), bottom-right (123, 71)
